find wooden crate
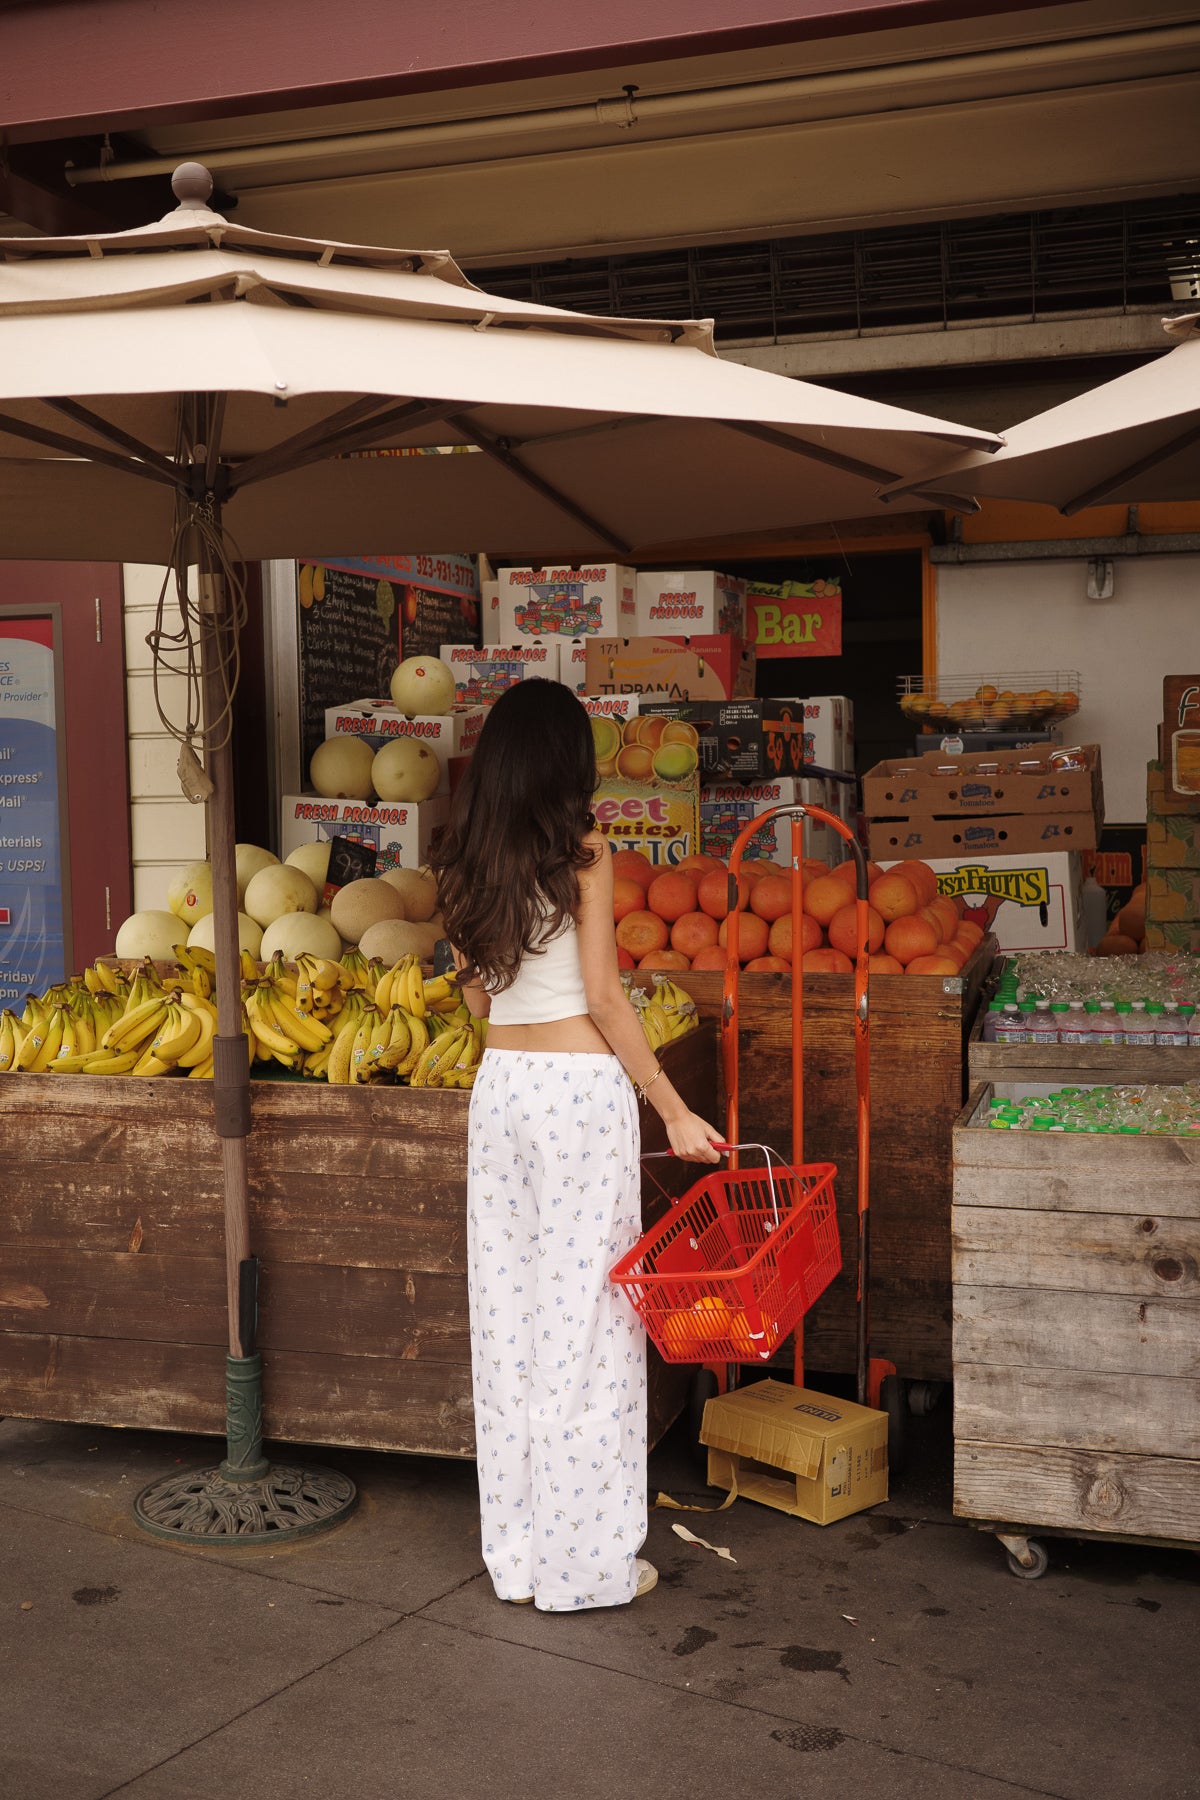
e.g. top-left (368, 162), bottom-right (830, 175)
top-left (0, 1026), bottom-right (715, 1457)
top-left (631, 941), bottom-right (993, 1381)
top-left (969, 1011), bottom-right (1200, 1086)
top-left (953, 1081), bottom-right (1200, 1544)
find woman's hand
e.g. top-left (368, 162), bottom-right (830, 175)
top-left (664, 1110), bottom-right (726, 1163)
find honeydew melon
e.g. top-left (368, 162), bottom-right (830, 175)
top-left (260, 911), bottom-right (342, 962)
top-left (114, 910), bottom-right (190, 964)
top-left (310, 735), bottom-right (375, 801)
top-left (243, 863), bottom-right (319, 928)
top-left (166, 860), bottom-right (214, 927)
top-left (371, 738), bottom-right (440, 803)
top-left (389, 655), bottom-right (455, 717)
top-left (329, 877), bottom-right (405, 945)
top-left (234, 843), bottom-right (279, 901)
top-left (284, 840), bottom-right (333, 891)
top-left (187, 911), bottom-right (264, 958)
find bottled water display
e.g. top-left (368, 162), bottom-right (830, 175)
top-left (982, 952), bottom-right (1200, 1047)
top-left (984, 1084), bottom-right (1200, 1134)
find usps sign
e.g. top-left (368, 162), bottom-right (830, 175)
top-left (747, 578), bottom-right (842, 659)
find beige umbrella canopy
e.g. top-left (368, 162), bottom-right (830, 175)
top-left (0, 165), bottom-right (1001, 1541)
top-left (882, 315), bottom-right (1200, 515)
top-left (0, 167), bottom-right (1001, 561)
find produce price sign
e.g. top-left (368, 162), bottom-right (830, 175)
top-left (0, 614), bottom-right (66, 1007)
top-left (747, 578), bottom-right (842, 659)
top-left (317, 554), bottom-right (480, 660)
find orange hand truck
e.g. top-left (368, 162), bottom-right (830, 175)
top-left (610, 803), bottom-right (901, 1465)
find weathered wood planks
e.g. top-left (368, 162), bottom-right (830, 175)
top-left (0, 1026), bottom-right (715, 1457)
top-left (952, 1080), bottom-right (1200, 1544)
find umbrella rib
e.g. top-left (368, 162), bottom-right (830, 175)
top-left (231, 398), bottom-right (463, 490)
top-left (719, 418), bottom-right (902, 486)
top-left (0, 409), bottom-right (181, 489)
top-left (43, 399), bottom-right (181, 484)
top-left (451, 417), bottom-right (631, 555)
top-left (1062, 419), bottom-right (1200, 515)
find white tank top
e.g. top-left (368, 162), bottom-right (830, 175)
top-left (487, 914), bottom-right (590, 1026)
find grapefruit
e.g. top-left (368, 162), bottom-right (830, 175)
top-left (745, 956), bottom-right (790, 972)
top-left (690, 945), bottom-right (729, 971)
top-left (867, 953), bottom-right (904, 974)
top-left (671, 912), bottom-right (719, 958)
top-left (647, 871), bottom-right (698, 923)
top-left (637, 949), bottom-right (691, 970)
top-left (610, 849), bottom-right (655, 893)
top-left (718, 913), bottom-right (770, 961)
top-left (749, 874), bottom-right (793, 923)
top-left (698, 868), bottom-right (752, 920)
top-left (803, 874), bottom-right (850, 927)
top-left (828, 901), bottom-right (884, 958)
top-left (612, 877), bottom-right (646, 923)
top-left (904, 953), bottom-right (961, 976)
top-left (884, 914), bottom-right (940, 966)
top-left (803, 947), bottom-right (854, 974)
top-left (616, 911), bottom-right (669, 959)
top-left (870, 872), bottom-right (920, 922)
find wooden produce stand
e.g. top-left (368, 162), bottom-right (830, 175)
top-left (633, 941), bottom-right (993, 1384)
top-left (953, 1081), bottom-right (1200, 1578)
top-left (0, 1027), bottom-right (715, 1457)
top-left (969, 1015), bottom-right (1200, 1087)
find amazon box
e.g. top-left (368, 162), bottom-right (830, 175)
top-left (701, 1379), bottom-right (888, 1525)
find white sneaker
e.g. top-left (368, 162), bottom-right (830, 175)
top-left (635, 1558), bottom-right (658, 1598)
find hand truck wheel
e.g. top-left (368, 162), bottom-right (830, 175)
top-left (907, 1380), bottom-right (945, 1417)
top-left (881, 1373), bottom-right (906, 1476)
top-left (1003, 1538), bottom-right (1049, 1581)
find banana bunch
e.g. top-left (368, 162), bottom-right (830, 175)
top-left (338, 948), bottom-right (375, 993)
top-left (406, 1012), bottom-right (486, 1088)
top-left (244, 972), bottom-right (334, 1070)
top-left (624, 976), bottom-right (699, 1052)
top-left (373, 953), bottom-right (460, 1021)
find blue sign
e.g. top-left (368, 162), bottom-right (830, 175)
top-left (0, 617), bottom-right (65, 1008)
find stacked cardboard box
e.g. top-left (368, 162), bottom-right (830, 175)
top-left (862, 745), bottom-right (1103, 860)
top-left (1144, 759), bottom-right (1200, 951)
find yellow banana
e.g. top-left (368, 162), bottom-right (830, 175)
top-left (349, 1006), bottom-right (382, 1082)
top-left (340, 948), bottom-right (371, 992)
top-left (131, 1043), bottom-right (174, 1076)
top-left (155, 1002), bottom-right (204, 1064)
top-left (327, 1018), bottom-right (358, 1085)
top-left (392, 1008), bottom-right (428, 1078)
top-left (377, 1005), bottom-right (412, 1071)
top-left (240, 949), bottom-right (261, 983)
top-left (188, 1056), bottom-right (214, 1079)
top-left (411, 1027), bottom-right (467, 1088)
top-left (177, 996), bottom-right (217, 1069)
top-left (269, 989), bottom-right (332, 1053)
top-left (102, 996), bottom-right (168, 1052)
top-left (246, 989), bottom-right (299, 1058)
top-left (80, 1047), bottom-right (141, 1074)
top-left (29, 1007), bottom-right (67, 1073)
top-left (307, 956), bottom-right (342, 992)
top-left (0, 1011), bottom-right (19, 1072)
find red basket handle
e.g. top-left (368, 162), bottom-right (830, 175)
top-left (641, 1142), bottom-right (785, 1224)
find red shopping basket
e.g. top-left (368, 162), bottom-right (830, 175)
top-left (610, 1143), bottom-right (841, 1364)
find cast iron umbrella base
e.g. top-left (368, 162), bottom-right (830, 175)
top-left (134, 1353), bottom-right (357, 1544)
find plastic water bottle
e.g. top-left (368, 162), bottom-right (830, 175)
top-left (994, 1002), bottom-right (1027, 1044)
top-left (1188, 1007), bottom-right (1200, 1053)
top-left (1097, 1000), bottom-right (1123, 1046)
top-left (982, 1001), bottom-right (1004, 1043)
top-left (1058, 999), bottom-right (1088, 1046)
top-left (1157, 1003), bottom-right (1189, 1048)
top-left (1124, 1000), bottom-right (1157, 1049)
top-left (1049, 1001), bottom-right (1071, 1043)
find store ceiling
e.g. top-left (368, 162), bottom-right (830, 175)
top-left (4, 0), bottom-right (1198, 267)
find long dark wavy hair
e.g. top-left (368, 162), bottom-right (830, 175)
top-left (429, 679), bottom-right (598, 990)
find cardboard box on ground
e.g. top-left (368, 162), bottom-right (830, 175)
top-left (884, 852), bottom-right (1086, 952)
top-left (700, 1379), bottom-right (888, 1525)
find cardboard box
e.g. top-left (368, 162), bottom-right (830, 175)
top-left (439, 640), bottom-right (558, 704)
top-left (916, 729), bottom-right (1060, 755)
top-left (1146, 869), bottom-right (1200, 922)
top-left (885, 851), bottom-right (1086, 952)
top-left (793, 695), bottom-right (853, 773)
top-left (323, 700), bottom-right (485, 795)
top-left (635, 570), bottom-right (746, 637)
top-left (640, 697), bottom-right (807, 780)
top-left (579, 693), bottom-right (642, 723)
top-left (1162, 677), bottom-right (1200, 802)
top-left (870, 812), bottom-right (1096, 859)
top-left (863, 746), bottom-right (1102, 822)
top-left (556, 637), bottom-right (592, 694)
top-left (700, 1379), bottom-right (888, 1525)
top-left (585, 634), bottom-right (754, 702)
top-left (1147, 760), bottom-right (1200, 819)
top-left (1146, 812), bottom-right (1200, 869)
top-left (700, 776), bottom-right (841, 866)
top-left (497, 564), bottom-right (636, 638)
top-left (1144, 919), bottom-right (1200, 952)
top-left (592, 771), bottom-right (700, 869)
top-left (280, 795), bottom-right (448, 872)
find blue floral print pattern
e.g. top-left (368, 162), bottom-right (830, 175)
top-left (467, 1048), bottom-right (647, 1610)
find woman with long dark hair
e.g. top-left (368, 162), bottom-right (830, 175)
top-left (430, 680), bottom-right (721, 1612)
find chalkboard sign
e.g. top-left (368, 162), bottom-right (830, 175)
top-left (298, 562), bottom-right (399, 772)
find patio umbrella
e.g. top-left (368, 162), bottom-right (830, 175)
top-left (880, 314), bottom-right (1200, 514)
top-left (0, 164), bottom-right (1001, 1543)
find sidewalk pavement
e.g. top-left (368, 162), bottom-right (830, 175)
top-left (1, 1399), bottom-right (1196, 1800)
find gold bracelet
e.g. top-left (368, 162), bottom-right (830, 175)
top-left (635, 1064), bottom-right (663, 1102)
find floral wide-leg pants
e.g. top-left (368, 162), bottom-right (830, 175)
top-left (466, 1049), bottom-right (647, 1610)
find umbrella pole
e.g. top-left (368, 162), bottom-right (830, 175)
top-left (134, 533), bottom-right (356, 1545)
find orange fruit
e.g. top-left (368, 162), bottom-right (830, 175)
top-left (904, 953), bottom-right (961, 976)
top-left (646, 871), bottom-right (698, 923)
top-left (616, 946), bottom-right (635, 970)
top-left (718, 913), bottom-right (770, 961)
top-left (676, 853), bottom-right (723, 879)
top-left (896, 859), bottom-right (938, 906)
top-left (745, 955), bottom-right (790, 972)
top-left (831, 858), bottom-right (882, 892)
top-left (955, 920), bottom-right (985, 947)
top-left (884, 914), bottom-right (940, 965)
top-left (690, 945), bottom-right (729, 971)
top-left (671, 911), bottom-right (719, 958)
top-left (802, 947), bottom-right (854, 974)
top-left (610, 849), bottom-right (655, 892)
top-left (739, 860), bottom-right (771, 886)
top-left (828, 901), bottom-right (884, 958)
top-left (612, 877), bottom-right (646, 923)
top-left (803, 874), bottom-right (850, 926)
top-left (931, 895), bottom-right (961, 938)
top-left (869, 872), bottom-right (920, 922)
top-left (919, 903), bottom-right (948, 944)
top-left (698, 868), bottom-right (751, 920)
top-left (867, 953), bottom-right (904, 974)
top-left (749, 874), bottom-right (793, 922)
top-left (615, 910), bottom-right (669, 959)
top-left (768, 913), bottom-right (819, 963)
top-left (637, 948), bottom-right (691, 970)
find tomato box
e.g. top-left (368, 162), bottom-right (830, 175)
top-left (635, 570), bottom-right (746, 637)
top-left (871, 812), bottom-right (1096, 859)
top-left (862, 745), bottom-right (1102, 821)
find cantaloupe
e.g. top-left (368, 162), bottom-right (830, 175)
top-left (188, 910), bottom-right (263, 958)
top-left (235, 844), bottom-right (278, 901)
top-left (371, 738), bottom-right (440, 803)
top-left (389, 655), bottom-right (455, 717)
top-left (260, 911), bottom-right (342, 962)
top-left (166, 860), bottom-right (214, 927)
top-left (243, 863), bottom-right (319, 928)
top-left (115, 910), bottom-right (190, 963)
top-left (310, 735), bottom-right (375, 801)
top-left (358, 919), bottom-right (436, 963)
top-left (285, 840), bottom-right (332, 892)
top-left (380, 865), bottom-right (438, 920)
top-left (330, 877), bottom-right (405, 945)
